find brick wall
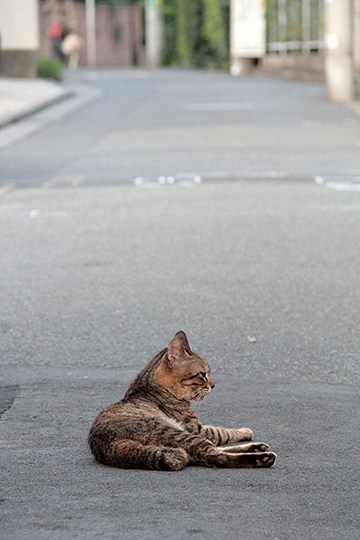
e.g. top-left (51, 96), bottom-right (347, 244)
top-left (39, 2), bottom-right (145, 67)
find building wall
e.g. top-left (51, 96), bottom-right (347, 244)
top-left (39, 2), bottom-right (145, 67)
top-left (260, 53), bottom-right (325, 83)
top-left (0, 0), bottom-right (39, 77)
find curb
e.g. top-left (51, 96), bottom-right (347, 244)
top-left (0, 83), bottom-right (102, 151)
top-left (0, 89), bottom-right (75, 129)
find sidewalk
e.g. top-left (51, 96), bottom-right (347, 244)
top-left (0, 74), bottom-right (101, 153)
top-left (0, 77), bottom-right (73, 128)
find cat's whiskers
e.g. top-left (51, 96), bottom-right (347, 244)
top-left (194, 388), bottom-right (211, 401)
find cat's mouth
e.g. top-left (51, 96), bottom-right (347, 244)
top-left (193, 391), bottom-right (209, 401)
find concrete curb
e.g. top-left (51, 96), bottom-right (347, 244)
top-left (0, 83), bottom-right (102, 151)
top-left (0, 89), bottom-right (75, 129)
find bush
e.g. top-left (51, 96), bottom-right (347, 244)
top-left (37, 57), bottom-right (63, 82)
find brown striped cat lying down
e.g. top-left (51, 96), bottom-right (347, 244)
top-left (88, 331), bottom-right (276, 471)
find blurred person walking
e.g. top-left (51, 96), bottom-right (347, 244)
top-left (61, 32), bottom-right (83, 69)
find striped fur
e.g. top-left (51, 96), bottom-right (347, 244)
top-left (88, 332), bottom-right (276, 470)
top-left (200, 425), bottom-right (254, 445)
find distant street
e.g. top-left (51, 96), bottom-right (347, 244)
top-left (2, 68), bottom-right (360, 188)
top-left (1, 69), bottom-right (360, 540)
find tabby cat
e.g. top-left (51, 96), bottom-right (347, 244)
top-left (88, 331), bottom-right (276, 471)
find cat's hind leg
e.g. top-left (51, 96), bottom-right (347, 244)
top-left (97, 439), bottom-right (189, 471)
top-left (217, 442), bottom-right (270, 453)
top-left (165, 430), bottom-right (276, 468)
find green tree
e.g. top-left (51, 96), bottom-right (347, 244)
top-left (162, 0), bottom-right (230, 68)
top-left (174, 0), bottom-right (192, 65)
top-left (201, 0), bottom-right (227, 66)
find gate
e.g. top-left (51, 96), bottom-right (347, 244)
top-left (266, 0), bottom-right (325, 54)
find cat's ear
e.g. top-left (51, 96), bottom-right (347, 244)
top-left (167, 337), bottom-right (186, 368)
top-left (174, 330), bottom-right (192, 352)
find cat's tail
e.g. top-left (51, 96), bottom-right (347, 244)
top-left (88, 435), bottom-right (188, 471)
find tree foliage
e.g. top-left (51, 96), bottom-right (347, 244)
top-left (201, 0), bottom-right (227, 65)
top-left (162, 0), bottom-right (230, 68)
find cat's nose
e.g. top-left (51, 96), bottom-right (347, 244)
top-left (210, 380), bottom-right (215, 389)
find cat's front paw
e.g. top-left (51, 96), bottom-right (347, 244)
top-left (237, 428), bottom-right (253, 441)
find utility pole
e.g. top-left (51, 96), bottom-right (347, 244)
top-left (145, 0), bottom-right (164, 67)
top-left (85, 0), bottom-right (96, 66)
top-left (325, 0), bottom-right (353, 101)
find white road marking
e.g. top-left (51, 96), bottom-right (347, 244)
top-left (134, 173), bottom-right (202, 188)
top-left (185, 102), bottom-right (254, 112)
top-left (315, 175), bottom-right (360, 191)
top-left (134, 170), bottom-right (290, 187)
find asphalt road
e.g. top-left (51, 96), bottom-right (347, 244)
top-left (1, 69), bottom-right (360, 540)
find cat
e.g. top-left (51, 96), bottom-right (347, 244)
top-left (88, 331), bottom-right (276, 471)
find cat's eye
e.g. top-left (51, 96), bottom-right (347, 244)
top-left (186, 371), bottom-right (209, 384)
